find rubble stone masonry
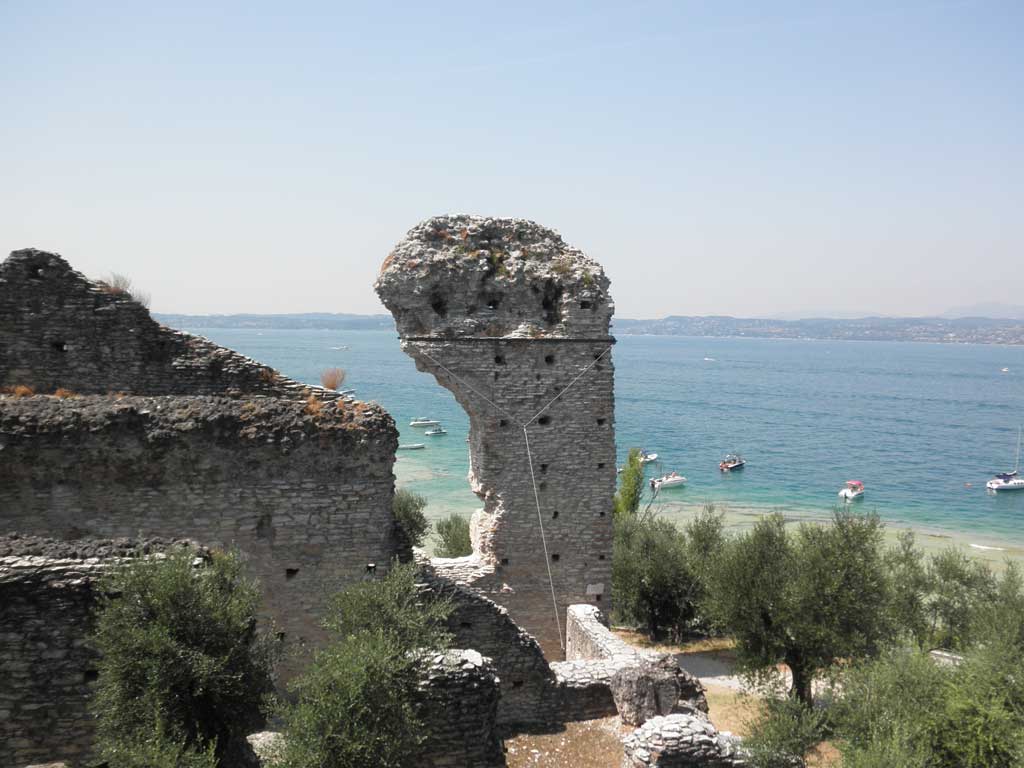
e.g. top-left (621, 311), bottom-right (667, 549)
top-left (0, 394), bottom-right (398, 659)
top-left (377, 215), bottom-right (617, 658)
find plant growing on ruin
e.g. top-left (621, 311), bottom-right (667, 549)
top-left (320, 366), bottom-right (346, 390)
top-left (279, 562), bottom-right (453, 768)
top-left (91, 547), bottom-right (278, 767)
top-left (613, 447), bottom-right (644, 518)
top-left (393, 488), bottom-right (430, 556)
top-left (707, 510), bottom-right (892, 706)
top-left (434, 513), bottom-right (472, 557)
top-left (98, 271), bottom-right (151, 308)
top-left (304, 393), bottom-right (324, 416)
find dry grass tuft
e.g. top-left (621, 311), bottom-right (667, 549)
top-left (320, 367), bottom-right (346, 391)
top-left (3, 384), bottom-right (37, 397)
top-left (259, 367), bottom-right (277, 383)
top-left (304, 394), bottom-right (323, 417)
top-left (97, 272), bottom-right (151, 308)
top-left (53, 388), bottom-right (77, 399)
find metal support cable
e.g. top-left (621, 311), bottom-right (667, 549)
top-left (523, 425), bottom-right (565, 651)
top-left (410, 340), bottom-right (613, 652)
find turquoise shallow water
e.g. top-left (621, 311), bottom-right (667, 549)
top-left (186, 328), bottom-right (1024, 549)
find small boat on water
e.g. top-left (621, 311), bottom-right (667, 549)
top-left (650, 472), bottom-right (686, 491)
top-left (410, 417), bottom-right (440, 427)
top-left (425, 425), bottom-right (448, 436)
top-left (719, 453), bottom-right (745, 472)
top-left (987, 427), bottom-right (1024, 492)
top-left (838, 480), bottom-right (865, 501)
top-left (640, 450), bottom-right (658, 464)
top-left (398, 443), bottom-right (425, 450)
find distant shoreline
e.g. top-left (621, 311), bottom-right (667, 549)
top-left (157, 313), bottom-right (1024, 346)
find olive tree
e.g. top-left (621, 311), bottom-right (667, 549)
top-left (707, 510), bottom-right (892, 705)
top-left (91, 548), bottom-right (277, 767)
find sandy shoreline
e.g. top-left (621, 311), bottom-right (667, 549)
top-left (396, 455), bottom-right (1024, 567)
top-left (652, 499), bottom-right (1024, 568)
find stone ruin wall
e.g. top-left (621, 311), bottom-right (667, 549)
top-left (0, 394), bottom-right (398, 659)
top-left (0, 536), bottom-right (204, 768)
top-left (377, 215), bottom-right (616, 659)
top-left (0, 246), bottom-right (401, 670)
top-left (0, 248), bottom-right (314, 398)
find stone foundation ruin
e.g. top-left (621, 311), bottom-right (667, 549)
top-left (376, 215), bottom-right (617, 658)
top-left (0, 248), bottom-right (401, 667)
top-left (1, 233), bottom-right (730, 767)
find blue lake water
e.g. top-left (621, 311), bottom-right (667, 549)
top-left (186, 328), bottom-right (1024, 550)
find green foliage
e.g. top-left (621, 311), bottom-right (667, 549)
top-left (326, 561), bottom-right (452, 650)
top-left (613, 513), bottom-right (698, 641)
top-left (927, 547), bottom-right (997, 650)
top-left (832, 645), bottom-right (1024, 768)
top-left (91, 548), bottom-right (277, 765)
top-left (279, 562), bottom-right (453, 768)
top-left (393, 488), bottom-right (430, 554)
top-left (744, 695), bottom-right (827, 768)
top-left (614, 447), bottom-right (645, 518)
top-left (100, 730), bottom-right (219, 768)
top-left (434, 513), bottom-right (472, 557)
top-left (885, 530), bottom-right (932, 649)
top-left (707, 510), bottom-right (891, 705)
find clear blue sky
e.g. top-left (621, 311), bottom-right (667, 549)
top-left (2, 1), bottom-right (1020, 317)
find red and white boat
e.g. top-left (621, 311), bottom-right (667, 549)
top-left (838, 480), bottom-right (865, 501)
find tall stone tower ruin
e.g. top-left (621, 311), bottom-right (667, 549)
top-left (376, 215), bottom-right (616, 658)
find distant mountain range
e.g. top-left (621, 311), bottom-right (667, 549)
top-left (155, 312), bottom-right (1024, 345)
top-left (611, 316), bottom-right (1024, 345)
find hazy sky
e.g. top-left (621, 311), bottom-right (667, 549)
top-left (2, 1), bottom-right (1021, 318)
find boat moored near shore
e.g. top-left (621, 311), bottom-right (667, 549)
top-left (839, 480), bottom-right (865, 501)
top-left (719, 454), bottom-right (745, 472)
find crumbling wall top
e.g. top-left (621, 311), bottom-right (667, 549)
top-left (375, 215), bottom-right (613, 339)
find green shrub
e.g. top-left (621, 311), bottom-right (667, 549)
top-left (832, 646), bottom-right (1024, 768)
top-left (885, 530), bottom-right (932, 649)
top-left (613, 447), bottom-right (644, 518)
top-left (279, 562), bottom-right (453, 768)
top-left (744, 695), bottom-right (827, 768)
top-left (91, 547), bottom-right (277, 765)
top-left (434, 513), bottom-right (472, 557)
top-left (613, 512), bottom-right (698, 641)
top-left (927, 547), bottom-right (997, 650)
top-left (393, 488), bottom-right (430, 554)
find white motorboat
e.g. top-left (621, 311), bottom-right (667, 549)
top-left (410, 417), bottom-right (440, 427)
top-left (398, 444), bottom-right (425, 450)
top-left (838, 480), bottom-right (865, 501)
top-left (650, 472), bottom-right (686, 491)
top-left (640, 450), bottom-right (658, 464)
top-left (425, 425), bottom-right (448, 436)
top-left (987, 427), bottom-right (1024, 492)
top-left (719, 454), bottom-right (745, 472)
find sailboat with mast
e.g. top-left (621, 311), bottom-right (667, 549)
top-left (987, 426), bottom-right (1024, 492)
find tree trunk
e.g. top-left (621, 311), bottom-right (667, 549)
top-left (786, 653), bottom-right (813, 707)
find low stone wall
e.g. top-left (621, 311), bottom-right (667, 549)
top-left (416, 650), bottom-right (506, 768)
top-left (620, 714), bottom-right (747, 767)
top-left (564, 605), bottom-right (708, 723)
top-left (419, 560), bottom-right (557, 731)
top-left (0, 395), bottom-right (398, 661)
top-left (566, 604), bottom-right (655, 663)
top-left (0, 536), bottom-right (201, 768)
